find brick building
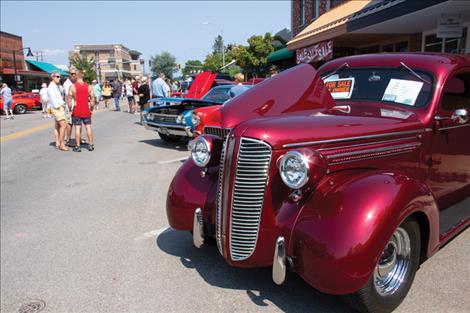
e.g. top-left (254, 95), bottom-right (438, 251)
top-left (287, 0), bottom-right (470, 68)
top-left (71, 44), bottom-right (143, 82)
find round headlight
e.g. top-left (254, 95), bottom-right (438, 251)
top-left (191, 137), bottom-right (211, 167)
top-left (176, 115), bottom-right (183, 124)
top-left (279, 151), bottom-right (309, 189)
top-left (191, 113), bottom-right (201, 126)
top-left (146, 113), bottom-right (153, 121)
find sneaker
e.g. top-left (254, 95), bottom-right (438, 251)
top-left (73, 146), bottom-right (82, 152)
top-left (10, 116), bottom-right (14, 119)
top-left (87, 144), bottom-right (94, 151)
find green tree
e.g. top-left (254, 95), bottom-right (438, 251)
top-left (203, 53), bottom-right (223, 72)
top-left (182, 59), bottom-right (203, 77)
top-left (150, 51), bottom-right (177, 79)
top-left (230, 33), bottom-right (274, 78)
top-left (69, 53), bottom-right (97, 83)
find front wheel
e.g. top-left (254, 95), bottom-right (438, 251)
top-left (345, 219), bottom-right (420, 313)
top-left (14, 104), bottom-right (27, 114)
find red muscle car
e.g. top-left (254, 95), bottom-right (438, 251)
top-left (0, 92), bottom-right (41, 114)
top-left (166, 53), bottom-right (470, 313)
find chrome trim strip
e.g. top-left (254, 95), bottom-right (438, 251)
top-left (143, 121), bottom-right (187, 129)
top-left (221, 135), bottom-right (236, 252)
top-left (331, 150), bottom-right (415, 165)
top-left (317, 136), bottom-right (418, 152)
top-left (283, 129), bottom-right (426, 148)
top-left (326, 142), bottom-right (421, 159)
top-left (438, 124), bottom-right (470, 131)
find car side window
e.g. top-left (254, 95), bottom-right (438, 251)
top-left (441, 72), bottom-right (470, 112)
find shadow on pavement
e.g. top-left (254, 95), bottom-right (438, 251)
top-left (139, 139), bottom-right (188, 151)
top-left (156, 228), bottom-right (353, 313)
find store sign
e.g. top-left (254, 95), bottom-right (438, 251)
top-left (437, 14), bottom-right (462, 38)
top-left (296, 40), bottom-right (333, 64)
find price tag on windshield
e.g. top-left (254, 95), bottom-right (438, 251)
top-left (382, 79), bottom-right (423, 106)
top-left (324, 77), bottom-right (355, 99)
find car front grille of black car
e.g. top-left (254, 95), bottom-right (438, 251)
top-left (148, 113), bottom-right (177, 124)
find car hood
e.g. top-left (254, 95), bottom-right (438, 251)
top-left (220, 64), bottom-right (336, 129)
top-left (236, 112), bottom-right (423, 150)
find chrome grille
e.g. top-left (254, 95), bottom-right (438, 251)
top-left (204, 126), bottom-right (231, 139)
top-left (230, 137), bottom-right (271, 260)
top-left (149, 113), bottom-right (177, 124)
top-left (216, 136), bottom-right (228, 254)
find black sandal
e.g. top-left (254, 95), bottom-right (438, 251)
top-left (73, 146), bottom-right (82, 152)
top-left (87, 144), bottom-right (94, 151)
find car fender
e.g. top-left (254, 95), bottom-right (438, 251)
top-left (166, 159), bottom-right (218, 230)
top-left (290, 170), bottom-right (439, 295)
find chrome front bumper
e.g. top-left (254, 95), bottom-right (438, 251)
top-left (143, 121), bottom-right (194, 137)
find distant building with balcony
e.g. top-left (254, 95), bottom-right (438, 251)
top-left (70, 44), bottom-right (143, 82)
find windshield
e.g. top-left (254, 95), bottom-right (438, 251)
top-left (201, 86), bottom-right (231, 103)
top-left (320, 68), bottom-right (434, 108)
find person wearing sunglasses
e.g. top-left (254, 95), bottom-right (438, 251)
top-left (47, 71), bottom-right (69, 151)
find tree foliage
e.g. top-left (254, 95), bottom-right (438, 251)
top-left (203, 53), bottom-right (223, 72)
top-left (69, 53), bottom-right (97, 83)
top-left (182, 59), bottom-right (203, 77)
top-left (230, 33), bottom-right (274, 78)
top-left (150, 51), bottom-right (177, 79)
top-left (212, 35), bottom-right (224, 54)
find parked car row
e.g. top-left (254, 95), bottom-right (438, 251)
top-left (162, 53), bottom-right (470, 313)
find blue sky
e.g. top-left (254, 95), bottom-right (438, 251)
top-left (1, 0), bottom-right (290, 68)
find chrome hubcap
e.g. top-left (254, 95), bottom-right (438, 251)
top-left (374, 227), bottom-right (411, 296)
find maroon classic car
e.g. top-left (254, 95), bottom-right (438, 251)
top-left (166, 53), bottom-right (469, 313)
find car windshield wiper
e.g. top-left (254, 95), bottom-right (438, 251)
top-left (399, 61), bottom-right (431, 85)
top-left (321, 62), bottom-right (350, 80)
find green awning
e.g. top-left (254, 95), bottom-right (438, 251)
top-left (267, 47), bottom-right (295, 63)
top-left (25, 60), bottom-right (69, 76)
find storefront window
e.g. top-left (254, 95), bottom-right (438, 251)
top-left (395, 41), bottom-right (409, 52)
top-left (382, 44), bottom-right (394, 52)
top-left (425, 34), bottom-right (442, 52)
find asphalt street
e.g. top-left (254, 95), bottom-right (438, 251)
top-left (1, 104), bottom-right (469, 313)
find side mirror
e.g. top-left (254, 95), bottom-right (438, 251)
top-left (451, 109), bottom-right (468, 124)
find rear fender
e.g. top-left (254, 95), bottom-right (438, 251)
top-left (290, 170), bottom-right (439, 295)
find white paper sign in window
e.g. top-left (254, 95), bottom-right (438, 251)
top-left (324, 77), bottom-right (355, 99)
top-left (382, 79), bottom-right (423, 106)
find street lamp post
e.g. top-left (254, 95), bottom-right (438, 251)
top-left (202, 22), bottom-right (225, 68)
top-left (12, 47), bottom-right (33, 89)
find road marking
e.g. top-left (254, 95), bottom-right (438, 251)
top-left (0, 122), bottom-right (53, 142)
top-left (158, 156), bottom-right (188, 164)
top-left (134, 227), bottom-right (169, 241)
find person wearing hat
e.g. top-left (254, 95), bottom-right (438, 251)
top-left (138, 76), bottom-right (150, 123)
top-left (39, 82), bottom-right (50, 118)
top-left (92, 80), bottom-right (101, 111)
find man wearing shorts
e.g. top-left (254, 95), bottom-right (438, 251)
top-left (68, 70), bottom-right (95, 152)
top-left (0, 83), bottom-right (14, 120)
top-left (47, 71), bottom-right (68, 151)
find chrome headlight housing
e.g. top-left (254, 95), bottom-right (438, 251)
top-left (279, 151), bottom-right (309, 189)
top-left (176, 114), bottom-right (183, 124)
top-left (191, 113), bottom-right (201, 126)
top-left (191, 136), bottom-right (211, 167)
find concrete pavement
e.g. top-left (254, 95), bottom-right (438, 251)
top-left (1, 108), bottom-right (469, 313)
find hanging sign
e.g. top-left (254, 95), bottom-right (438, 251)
top-left (437, 14), bottom-right (462, 38)
top-left (296, 40), bottom-right (333, 64)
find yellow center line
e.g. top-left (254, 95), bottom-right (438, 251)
top-left (0, 106), bottom-right (113, 142)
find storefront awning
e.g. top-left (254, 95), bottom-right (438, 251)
top-left (267, 47), bottom-right (295, 63)
top-left (25, 60), bottom-right (69, 77)
top-left (288, 0), bottom-right (377, 50)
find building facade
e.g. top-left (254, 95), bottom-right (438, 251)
top-left (71, 44), bottom-right (142, 82)
top-left (288, 0), bottom-right (470, 68)
top-left (0, 31), bottom-right (49, 91)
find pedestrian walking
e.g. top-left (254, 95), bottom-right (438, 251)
top-left (0, 83), bottom-right (14, 120)
top-left (125, 79), bottom-right (134, 113)
top-left (151, 73), bottom-right (169, 98)
top-left (63, 67), bottom-right (78, 145)
top-left (111, 79), bottom-right (122, 111)
top-left (68, 70), bottom-right (95, 152)
top-left (39, 83), bottom-right (50, 118)
top-left (102, 80), bottom-right (112, 109)
top-left (138, 76), bottom-right (150, 123)
top-left (228, 73), bottom-right (249, 98)
top-left (47, 71), bottom-right (68, 151)
top-left (92, 80), bottom-right (101, 111)
top-left (132, 77), bottom-right (140, 114)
